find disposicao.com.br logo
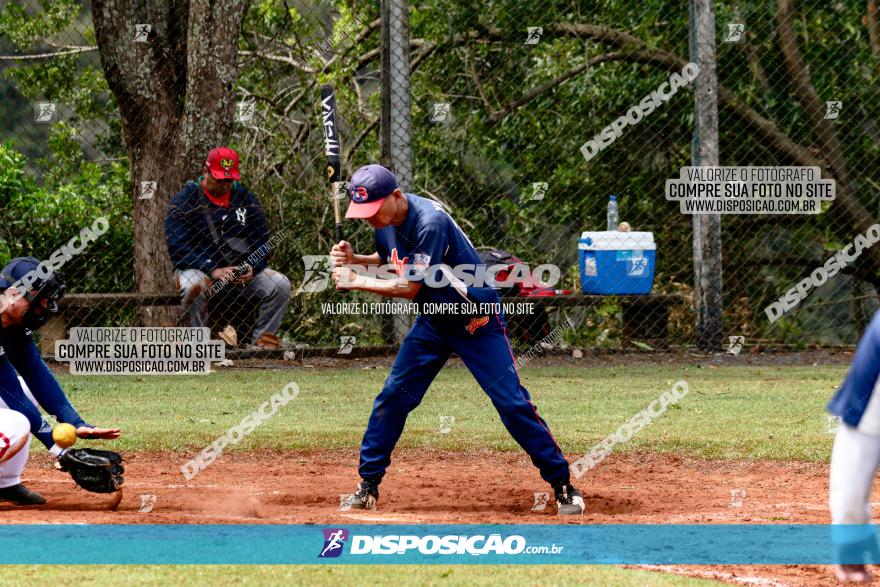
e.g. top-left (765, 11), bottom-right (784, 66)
top-left (318, 528), bottom-right (563, 557)
top-left (319, 528), bottom-right (349, 558)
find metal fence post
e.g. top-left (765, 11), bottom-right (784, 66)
top-left (381, 0), bottom-right (413, 343)
top-left (381, 0), bottom-right (413, 190)
top-left (689, 0), bottom-right (724, 352)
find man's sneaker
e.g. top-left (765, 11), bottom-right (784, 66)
top-left (0, 483), bottom-right (46, 505)
top-left (553, 483), bottom-right (584, 515)
top-left (350, 479), bottom-right (379, 510)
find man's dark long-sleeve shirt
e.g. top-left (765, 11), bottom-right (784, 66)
top-left (164, 179), bottom-right (272, 275)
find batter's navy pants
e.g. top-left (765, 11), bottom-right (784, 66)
top-left (359, 313), bottom-right (571, 485)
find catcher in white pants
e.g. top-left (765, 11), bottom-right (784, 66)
top-left (828, 310), bottom-right (880, 582)
top-left (0, 408), bottom-right (41, 504)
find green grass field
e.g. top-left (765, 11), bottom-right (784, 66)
top-left (60, 363), bottom-right (846, 462)
top-left (17, 362), bottom-right (845, 585)
top-left (6, 564), bottom-right (719, 586)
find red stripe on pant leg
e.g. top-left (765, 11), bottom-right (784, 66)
top-left (493, 314), bottom-right (564, 454)
top-left (0, 432), bottom-right (9, 461)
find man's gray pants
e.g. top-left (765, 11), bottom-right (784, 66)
top-left (175, 268), bottom-right (291, 341)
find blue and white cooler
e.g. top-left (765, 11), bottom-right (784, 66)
top-left (578, 231), bottom-right (656, 294)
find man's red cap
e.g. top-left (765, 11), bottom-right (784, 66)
top-left (205, 147), bottom-right (241, 180)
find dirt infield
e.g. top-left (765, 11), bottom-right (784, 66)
top-left (6, 448), bottom-right (848, 586)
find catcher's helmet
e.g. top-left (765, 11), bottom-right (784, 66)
top-left (0, 256), bottom-right (66, 331)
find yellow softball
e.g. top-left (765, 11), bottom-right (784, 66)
top-left (52, 423), bottom-right (77, 449)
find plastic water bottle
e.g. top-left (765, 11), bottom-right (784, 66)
top-left (607, 195), bottom-right (619, 231)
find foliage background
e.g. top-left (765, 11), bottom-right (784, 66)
top-left (1, 0), bottom-right (878, 349)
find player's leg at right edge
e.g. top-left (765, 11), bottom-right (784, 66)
top-left (828, 310), bottom-right (880, 582)
top-left (0, 408), bottom-right (44, 505)
top-left (829, 424), bottom-right (880, 583)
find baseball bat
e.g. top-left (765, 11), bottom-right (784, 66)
top-left (320, 84), bottom-right (343, 242)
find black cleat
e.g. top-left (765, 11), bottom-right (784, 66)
top-left (350, 479), bottom-right (379, 510)
top-left (553, 483), bottom-right (584, 515)
top-left (0, 483), bottom-right (46, 505)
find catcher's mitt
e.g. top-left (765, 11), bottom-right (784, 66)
top-left (59, 448), bottom-right (124, 493)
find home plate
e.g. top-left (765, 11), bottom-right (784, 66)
top-left (340, 513), bottom-right (424, 523)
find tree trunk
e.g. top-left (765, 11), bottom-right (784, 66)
top-left (868, 1), bottom-right (880, 57)
top-left (776, 0), bottom-right (880, 283)
top-left (90, 0), bottom-right (245, 325)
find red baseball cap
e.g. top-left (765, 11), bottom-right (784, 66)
top-left (205, 147), bottom-right (241, 180)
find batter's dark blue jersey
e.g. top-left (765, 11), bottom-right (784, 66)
top-left (361, 194), bottom-right (571, 486)
top-left (374, 194), bottom-right (498, 325)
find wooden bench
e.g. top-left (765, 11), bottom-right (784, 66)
top-left (500, 293), bottom-right (684, 349)
top-left (42, 290), bottom-right (264, 356)
top-left (39, 293), bottom-right (181, 355)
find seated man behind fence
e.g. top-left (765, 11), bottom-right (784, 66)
top-left (164, 146), bottom-right (290, 349)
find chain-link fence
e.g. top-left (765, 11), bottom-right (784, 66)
top-left (1, 0), bottom-right (878, 359)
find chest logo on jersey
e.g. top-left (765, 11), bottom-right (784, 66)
top-left (235, 207), bottom-right (247, 225)
top-left (466, 315), bottom-right (490, 334)
top-left (390, 248), bottom-right (409, 277)
top-left (413, 253), bottom-right (431, 273)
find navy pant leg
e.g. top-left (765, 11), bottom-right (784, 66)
top-left (359, 317), bottom-right (451, 481)
top-left (447, 315), bottom-right (570, 485)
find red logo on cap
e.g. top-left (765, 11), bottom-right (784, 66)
top-left (206, 147), bottom-right (241, 180)
top-left (351, 186), bottom-right (369, 203)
